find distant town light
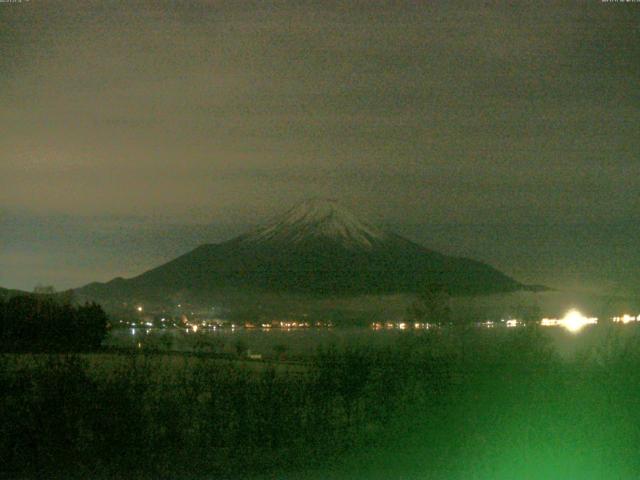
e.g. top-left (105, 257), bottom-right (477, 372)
top-left (136, 306), bottom-right (143, 312)
top-left (540, 318), bottom-right (559, 327)
top-left (613, 314), bottom-right (639, 324)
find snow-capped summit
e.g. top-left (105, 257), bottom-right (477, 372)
top-left (77, 198), bottom-right (527, 301)
top-left (242, 198), bottom-right (388, 249)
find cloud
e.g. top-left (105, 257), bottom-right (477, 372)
top-left (1, 1), bottom-right (639, 291)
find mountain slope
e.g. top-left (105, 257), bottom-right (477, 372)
top-left (0, 287), bottom-right (20, 300)
top-left (78, 199), bottom-right (524, 301)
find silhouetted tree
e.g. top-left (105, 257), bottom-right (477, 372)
top-left (234, 338), bottom-right (248, 357)
top-left (273, 343), bottom-right (288, 360)
top-left (0, 295), bottom-right (108, 352)
top-left (407, 283), bottom-right (451, 325)
top-left (511, 302), bottom-right (542, 324)
top-left (33, 284), bottom-right (56, 295)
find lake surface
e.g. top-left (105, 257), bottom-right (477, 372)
top-left (105, 323), bottom-right (640, 360)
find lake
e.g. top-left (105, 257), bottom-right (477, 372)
top-left (105, 323), bottom-right (640, 360)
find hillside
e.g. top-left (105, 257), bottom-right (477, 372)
top-left (77, 199), bottom-right (526, 303)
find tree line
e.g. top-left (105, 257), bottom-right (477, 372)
top-left (3, 327), bottom-right (640, 478)
top-left (0, 294), bottom-right (108, 352)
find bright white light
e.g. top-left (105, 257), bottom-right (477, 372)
top-left (506, 319), bottom-right (518, 328)
top-left (136, 306), bottom-right (143, 312)
top-left (613, 314), bottom-right (638, 324)
top-left (560, 309), bottom-right (597, 333)
top-left (540, 310), bottom-right (597, 332)
top-left (191, 324), bottom-right (198, 333)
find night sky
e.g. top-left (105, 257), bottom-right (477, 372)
top-left (1, 1), bottom-right (639, 295)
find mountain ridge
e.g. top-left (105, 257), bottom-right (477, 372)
top-left (77, 199), bottom-right (527, 302)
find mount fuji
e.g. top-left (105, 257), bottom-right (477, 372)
top-left (77, 199), bottom-right (524, 302)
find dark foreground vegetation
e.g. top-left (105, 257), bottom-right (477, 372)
top-left (0, 295), bottom-right (108, 352)
top-left (2, 325), bottom-right (640, 479)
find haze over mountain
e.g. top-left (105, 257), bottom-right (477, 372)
top-left (77, 199), bottom-right (529, 304)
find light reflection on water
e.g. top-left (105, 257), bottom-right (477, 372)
top-left (105, 323), bottom-right (637, 360)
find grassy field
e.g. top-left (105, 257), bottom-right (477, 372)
top-left (1, 351), bottom-right (308, 379)
top-left (2, 325), bottom-right (640, 479)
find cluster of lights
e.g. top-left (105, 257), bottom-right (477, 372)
top-left (371, 322), bottom-right (431, 330)
top-left (276, 320), bottom-right (324, 329)
top-left (275, 321), bottom-right (311, 329)
top-left (129, 328), bottom-right (152, 336)
top-left (478, 319), bottom-right (520, 328)
top-left (541, 309), bottom-right (598, 333)
top-left (125, 304), bottom-right (640, 337)
top-left (244, 321), bottom-right (327, 330)
top-left (612, 314), bottom-right (640, 324)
